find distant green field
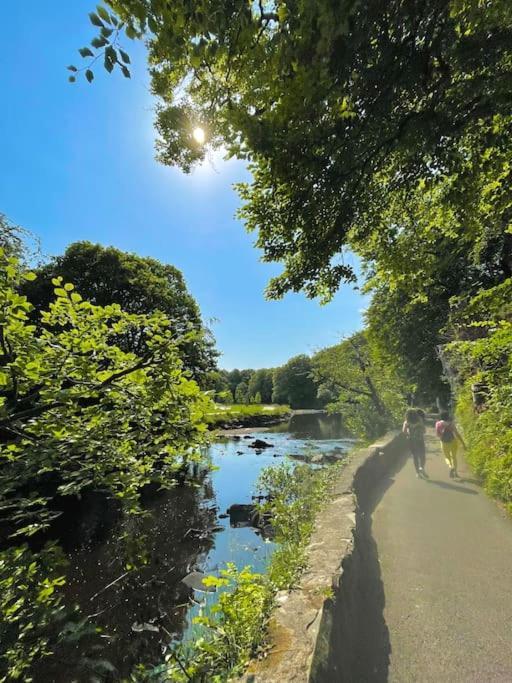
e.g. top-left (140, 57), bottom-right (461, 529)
top-left (206, 403), bottom-right (291, 426)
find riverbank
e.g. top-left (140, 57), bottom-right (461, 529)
top-left (206, 404), bottom-right (291, 431)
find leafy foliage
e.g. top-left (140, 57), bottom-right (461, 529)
top-left (0, 248), bottom-right (211, 539)
top-left (146, 461), bottom-right (342, 682)
top-left (443, 280), bottom-right (512, 507)
top-left (77, 0), bottom-right (512, 299)
top-left (312, 332), bottom-right (406, 439)
top-left (259, 463), bottom-right (340, 589)
top-left (69, 6), bottom-right (131, 82)
top-left (0, 544), bottom-right (68, 681)
top-left (234, 380), bottom-right (249, 404)
top-left (272, 354), bottom-right (317, 409)
top-left (248, 368), bottom-right (273, 404)
top-left (21, 241), bottom-right (218, 386)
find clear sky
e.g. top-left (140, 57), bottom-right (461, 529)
top-left (0, 1), bottom-right (368, 369)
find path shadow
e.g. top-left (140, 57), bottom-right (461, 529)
top-left (311, 447), bottom-right (409, 683)
top-left (425, 479), bottom-right (478, 495)
top-left (457, 476), bottom-right (481, 486)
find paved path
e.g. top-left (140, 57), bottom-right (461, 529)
top-left (372, 429), bottom-right (512, 682)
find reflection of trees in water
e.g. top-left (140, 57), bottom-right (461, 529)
top-left (273, 412), bottom-right (346, 439)
top-left (32, 479), bottom-right (216, 682)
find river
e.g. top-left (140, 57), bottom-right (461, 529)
top-left (34, 411), bottom-right (354, 681)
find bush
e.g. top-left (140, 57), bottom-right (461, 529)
top-left (446, 279), bottom-right (512, 509)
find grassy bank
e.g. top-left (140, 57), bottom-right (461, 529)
top-left (206, 403), bottom-right (291, 428)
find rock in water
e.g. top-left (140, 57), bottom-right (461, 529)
top-left (182, 571), bottom-right (216, 593)
top-left (249, 439), bottom-right (274, 449)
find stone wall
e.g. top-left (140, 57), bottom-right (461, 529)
top-left (241, 431), bottom-right (408, 683)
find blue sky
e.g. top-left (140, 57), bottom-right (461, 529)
top-left (0, 1), bottom-right (367, 369)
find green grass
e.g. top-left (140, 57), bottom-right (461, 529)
top-left (206, 403), bottom-right (291, 427)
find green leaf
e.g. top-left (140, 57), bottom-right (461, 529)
top-left (121, 65), bottom-right (131, 79)
top-left (125, 24), bottom-right (137, 39)
top-left (91, 36), bottom-right (108, 49)
top-left (89, 12), bottom-right (104, 27)
top-left (190, 53), bottom-right (201, 69)
top-left (67, 65), bottom-right (78, 72)
top-left (100, 26), bottom-right (114, 38)
top-left (119, 49), bottom-right (131, 64)
top-left (104, 55), bottom-right (114, 73)
top-left (85, 69), bottom-right (94, 83)
top-left (79, 47), bottom-right (94, 58)
top-left (105, 45), bottom-right (117, 62)
top-left (64, 283), bottom-right (75, 291)
top-left (97, 6), bottom-right (111, 24)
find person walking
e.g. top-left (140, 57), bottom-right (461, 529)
top-left (435, 411), bottom-right (466, 478)
top-left (403, 409), bottom-right (427, 478)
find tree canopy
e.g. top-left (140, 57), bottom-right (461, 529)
top-left (75, 0), bottom-right (512, 299)
top-left (312, 332), bottom-right (406, 438)
top-left (0, 248), bottom-right (210, 539)
top-left (272, 355), bottom-right (317, 409)
top-left (21, 242), bottom-right (218, 384)
top-left (248, 368), bottom-right (273, 404)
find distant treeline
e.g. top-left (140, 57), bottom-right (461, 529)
top-left (210, 356), bottom-right (320, 409)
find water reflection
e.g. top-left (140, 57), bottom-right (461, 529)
top-left (31, 412), bottom-right (354, 681)
top-left (268, 410), bottom-right (346, 440)
top-left (33, 482), bottom-right (217, 681)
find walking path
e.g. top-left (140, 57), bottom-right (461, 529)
top-left (372, 429), bottom-right (512, 682)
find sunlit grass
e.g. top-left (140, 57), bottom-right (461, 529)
top-left (206, 403), bottom-right (290, 425)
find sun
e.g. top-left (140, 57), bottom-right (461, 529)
top-left (192, 127), bottom-right (206, 144)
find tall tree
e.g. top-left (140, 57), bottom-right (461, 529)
top-left (234, 381), bottom-right (249, 404)
top-left (21, 242), bottom-right (218, 385)
top-left (272, 355), bottom-right (317, 409)
top-left (248, 368), bottom-right (273, 404)
top-left (312, 332), bottom-right (406, 438)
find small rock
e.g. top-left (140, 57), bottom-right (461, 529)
top-left (288, 453), bottom-right (309, 461)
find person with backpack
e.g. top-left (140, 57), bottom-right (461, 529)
top-left (403, 409), bottom-right (427, 478)
top-left (435, 411), bottom-right (466, 478)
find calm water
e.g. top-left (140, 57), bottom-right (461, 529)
top-left (34, 412), bottom-right (353, 681)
